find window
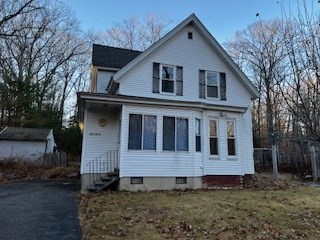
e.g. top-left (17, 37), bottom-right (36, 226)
top-left (131, 177), bottom-right (143, 184)
top-left (163, 116), bottom-right (189, 151)
top-left (163, 117), bottom-right (175, 150)
top-left (188, 32), bottom-right (193, 39)
top-left (199, 70), bottom-right (226, 100)
top-left (176, 177), bottom-right (187, 184)
top-left (195, 118), bottom-right (201, 152)
top-left (207, 71), bottom-right (219, 98)
top-left (128, 114), bottom-right (156, 150)
top-left (161, 65), bottom-right (175, 93)
top-left (153, 63), bottom-right (183, 96)
top-left (227, 120), bottom-right (236, 156)
top-left (209, 119), bottom-right (218, 155)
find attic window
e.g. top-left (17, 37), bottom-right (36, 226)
top-left (188, 32), bottom-right (193, 39)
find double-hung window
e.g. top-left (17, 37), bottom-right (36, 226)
top-left (163, 116), bottom-right (188, 151)
top-left (161, 65), bottom-right (176, 94)
top-left (153, 63), bottom-right (183, 96)
top-left (227, 120), bottom-right (236, 156)
top-left (206, 71), bottom-right (219, 98)
top-left (195, 118), bottom-right (201, 152)
top-left (209, 119), bottom-right (218, 155)
top-left (128, 114), bottom-right (157, 150)
top-left (199, 70), bottom-right (226, 100)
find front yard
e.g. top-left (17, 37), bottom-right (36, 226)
top-left (80, 185), bottom-right (320, 239)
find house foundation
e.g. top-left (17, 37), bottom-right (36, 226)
top-left (202, 175), bottom-right (243, 188)
top-left (119, 177), bottom-right (203, 191)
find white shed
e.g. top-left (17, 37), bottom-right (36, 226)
top-left (0, 127), bottom-right (56, 161)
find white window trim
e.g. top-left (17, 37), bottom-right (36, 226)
top-left (226, 119), bottom-right (237, 159)
top-left (163, 116), bottom-right (189, 152)
top-left (195, 118), bottom-right (201, 152)
top-left (205, 71), bottom-right (220, 99)
top-left (128, 113), bottom-right (157, 151)
top-left (209, 118), bottom-right (219, 159)
top-left (160, 64), bottom-right (176, 95)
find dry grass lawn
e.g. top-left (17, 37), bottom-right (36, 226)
top-left (80, 186), bottom-right (320, 240)
top-left (0, 159), bottom-right (79, 182)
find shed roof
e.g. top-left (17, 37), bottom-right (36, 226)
top-left (0, 127), bottom-right (51, 142)
top-left (92, 44), bottom-right (142, 69)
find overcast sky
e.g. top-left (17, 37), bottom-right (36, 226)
top-left (63, 0), bottom-right (318, 43)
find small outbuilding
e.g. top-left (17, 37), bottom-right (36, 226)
top-left (0, 127), bottom-right (56, 161)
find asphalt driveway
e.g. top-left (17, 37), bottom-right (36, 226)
top-left (0, 180), bottom-right (82, 240)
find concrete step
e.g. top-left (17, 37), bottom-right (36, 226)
top-left (101, 176), bottom-right (112, 181)
top-left (87, 185), bottom-right (97, 192)
top-left (108, 172), bottom-right (118, 176)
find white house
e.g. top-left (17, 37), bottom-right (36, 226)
top-left (78, 14), bottom-right (259, 192)
top-left (0, 127), bottom-right (56, 161)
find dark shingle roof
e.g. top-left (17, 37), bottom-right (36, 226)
top-left (0, 127), bottom-right (51, 142)
top-left (92, 44), bottom-right (142, 69)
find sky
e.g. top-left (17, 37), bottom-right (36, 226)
top-left (62, 0), bottom-right (317, 43)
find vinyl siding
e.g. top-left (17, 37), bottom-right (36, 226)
top-left (120, 105), bottom-right (203, 177)
top-left (119, 104), bottom-right (252, 177)
top-left (0, 140), bottom-right (46, 161)
top-left (118, 24), bottom-right (252, 108)
top-left (240, 108), bottom-right (255, 174)
top-left (45, 130), bottom-right (56, 153)
top-left (80, 107), bottom-right (119, 174)
top-left (202, 111), bottom-right (244, 175)
top-left (96, 70), bottom-right (114, 93)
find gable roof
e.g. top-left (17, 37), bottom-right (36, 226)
top-left (92, 44), bottom-right (142, 69)
top-left (111, 13), bottom-right (259, 99)
top-left (0, 127), bottom-right (51, 142)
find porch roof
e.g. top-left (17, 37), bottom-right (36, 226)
top-left (77, 92), bottom-right (248, 114)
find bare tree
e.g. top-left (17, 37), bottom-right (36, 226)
top-left (0, 0), bottom-right (41, 37)
top-left (104, 14), bottom-right (172, 51)
top-left (279, 1), bottom-right (320, 142)
top-left (0, 0), bottom-right (90, 127)
top-left (225, 19), bottom-right (287, 147)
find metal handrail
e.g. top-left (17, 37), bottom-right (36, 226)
top-left (87, 149), bottom-right (119, 189)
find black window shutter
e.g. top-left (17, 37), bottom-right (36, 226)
top-left (199, 70), bottom-right (206, 99)
top-left (176, 66), bottom-right (183, 96)
top-left (220, 72), bottom-right (226, 101)
top-left (153, 63), bottom-right (160, 93)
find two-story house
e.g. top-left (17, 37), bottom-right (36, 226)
top-left (78, 14), bottom-right (259, 192)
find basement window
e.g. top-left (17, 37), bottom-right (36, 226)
top-left (131, 177), bottom-right (143, 184)
top-left (176, 177), bottom-right (187, 184)
top-left (188, 31), bottom-right (193, 39)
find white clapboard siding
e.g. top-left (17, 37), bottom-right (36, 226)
top-left (240, 109), bottom-right (255, 174)
top-left (45, 129), bottom-right (56, 153)
top-left (120, 105), bottom-right (203, 177)
top-left (96, 70), bottom-right (114, 93)
top-left (200, 111), bottom-right (244, 175)
top-left (119, 104), bottom-right (252, 177)
top-left (118, 24), bottom-right (252, 108)
top-left (81, 107), bottom-right (119, 174)
top-left (0, 140), bottom-right (46, 161)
